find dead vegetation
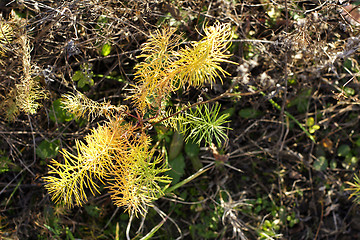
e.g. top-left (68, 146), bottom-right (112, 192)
top-left (1, 0), bottom-right (360, 239)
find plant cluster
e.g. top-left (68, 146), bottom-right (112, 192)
top-left (4, 1), bottom-right (360, 239)
top-left (42, 22), bottom-right (234, 217)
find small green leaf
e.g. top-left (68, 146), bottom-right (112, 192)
top-left (220, 107), bottom-right (235, 118)
top-left (288, 76), bottom-right (297, 85)
top-left (312, 125), bottom-right (320, 130)
top-left (0, 156), bottom-right (10, 173)
top-left (309, 124), bottom-right (320, 134)
top-left (168, 131), bottom-right (184, 161)
top-left (306, 117), bottom-right (315, 127)
top-left (313, 156), bottom-right (327, 171)
top-left (36, 139), bottom-right (60, 160)
top-left (185, 141), bottom-right (200, 158)
top-left (337, 144), bottom-right (351, 157)
top-left (72, 71), bottom-right (83, 81)
top-left (343, 58), bottom-right (353, 70)
top-left (344, 87), bottom-right (355, 96)
top-left (78, 77), bottom-right (86, 88)
top-left (0, 152), bottom-right (20, 173)
top-left (345, 154), bottom-right (358, 166)
top-left (98, 15), bottom-right (108, 23)
top-left (168, 154), bottom-right (185, 185)
top-left (238, 108), bottom-right (262, 119)
top-left (287, 89), bottom-right (312, 113)
top-left (355, 138), bottom-right (360, 147)
top-left (101, 43), bottom-right (112, 57)
top-left (330, 159), bottom-right (337, 169)
top-left (65, 227), bottom-right (75, 240)
top-left (185, 141), bottom-right (203, 171)
top-left (14, 10), bottom-right (26, 18)
top-left (49, 99), bottom-right (74, 123)
top-left (155, 126), bottom-right (173, 143)
top-left (72, 64), bottom-right (94, 88)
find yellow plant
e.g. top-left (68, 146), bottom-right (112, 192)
top-left (173, 23), bottom-right (233, 87)
top-left (61, 91), bottom-right (128, 120)
top-left (44, 118), bottom-right (136, 207)
top-left (43, 117), bottom-right (171, 213)
top-left (0, 20), bottom-right (13, 64)
top-left (108, 140), bottom-right (170, 216)
top-left (130, 22), bottom-right (234, 114)
top-left (15, 35), bottom-right (48, 114)
top-left (44, 22), bottom-right (234, 217)
top-left (1, 12), bottom-right (48, 118)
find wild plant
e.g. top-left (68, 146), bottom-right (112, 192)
top-left (0, 11), bottom-right (48, 119)
top-left (43, 22), bottom-right (235, 217)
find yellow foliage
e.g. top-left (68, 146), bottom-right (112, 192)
top-left (108, 142), bottom-right (169, 216)
top-left (130, 28), bottom-right (181, 113)
top-left (173, 22), bottom-right (234, 87)
top-left (130, 22), bottom-right (234, 114)
top-left (0, 20), bottom-right (13, 63)
top-left (15, 35), bottom-right (48, 114)
top-left (61, 91), bottom-right (128, 120)
top-left (44, 117), bottom-right (170, 215)
top-left (44, 118), bottom-right (134, 207)
top-left (44, 22), bottom-right (233, 216)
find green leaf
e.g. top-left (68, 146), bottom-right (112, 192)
top-left (96, 15), bottom-right (108, 30)
top-left (168, 131), bottom-right (184, 161)
top-left (155, 126), bottom-right (173, 143)
top-left (36, 139), bottom-right (60, 160)
top-left (330, 159), bottom-right (337, 170)
top-left (78, 78), bottom-right (86, 88)
top-left (344, 87), bottom-right (355, 96)
top-left (287, 89), bottom-right (312, 113)
top-left (14, 10), bottom-right (26, 18)
top-left (0, 152), bottom-right (20, 173)
top-left (72, 64), bottom-right (94, 89)
top-left (337, 144), bottom-right (351, 157)
top-left (313, 156), bottom-right (327, 171)
top-left (72, 71), bottom-right (83, 81)
top-left (185, 141), bottom-right (203, 171)
top-left (101, 43), bottom-right (112, 57)
top-left (306, 117), bottom-right (315, 127)
top-left (65, 227), bottom-right (75, 240)
top-left (309, 124), bottom-right (320, 134)
top-left (0, 156), bottom-right (10, 173)
top-left (220, 107), bottom-right (235, 118)
top-left (168, 154), bottom-right (185, 185)
top-left (288, 76), bottom-right (297, 85)
top-left (185, 141), bottom-right (200, 158)
top-left (180, 103), bottom-right (231, 146)
top-left (49, 99), bottom-right (74, 123)
top-left (238, 108), bottom-right (262, 119)
top-left (344, 154), bottom-right (358, 167)
top-left (312, 125), bottom-right (320, 130)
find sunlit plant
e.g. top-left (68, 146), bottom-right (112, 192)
top-left (1, 11), bottom-right (48, 119)
top-left (43, 22), bottom-right (235, 217)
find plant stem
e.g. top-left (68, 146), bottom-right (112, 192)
top-left (164, 162), bottom-right (214, 194)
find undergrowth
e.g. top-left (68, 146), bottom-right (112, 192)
top-left (2, 1), bottom-right (360, 239)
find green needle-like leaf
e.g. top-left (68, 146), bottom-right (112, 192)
top-left (176, 103), bottom-right (231, 146)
